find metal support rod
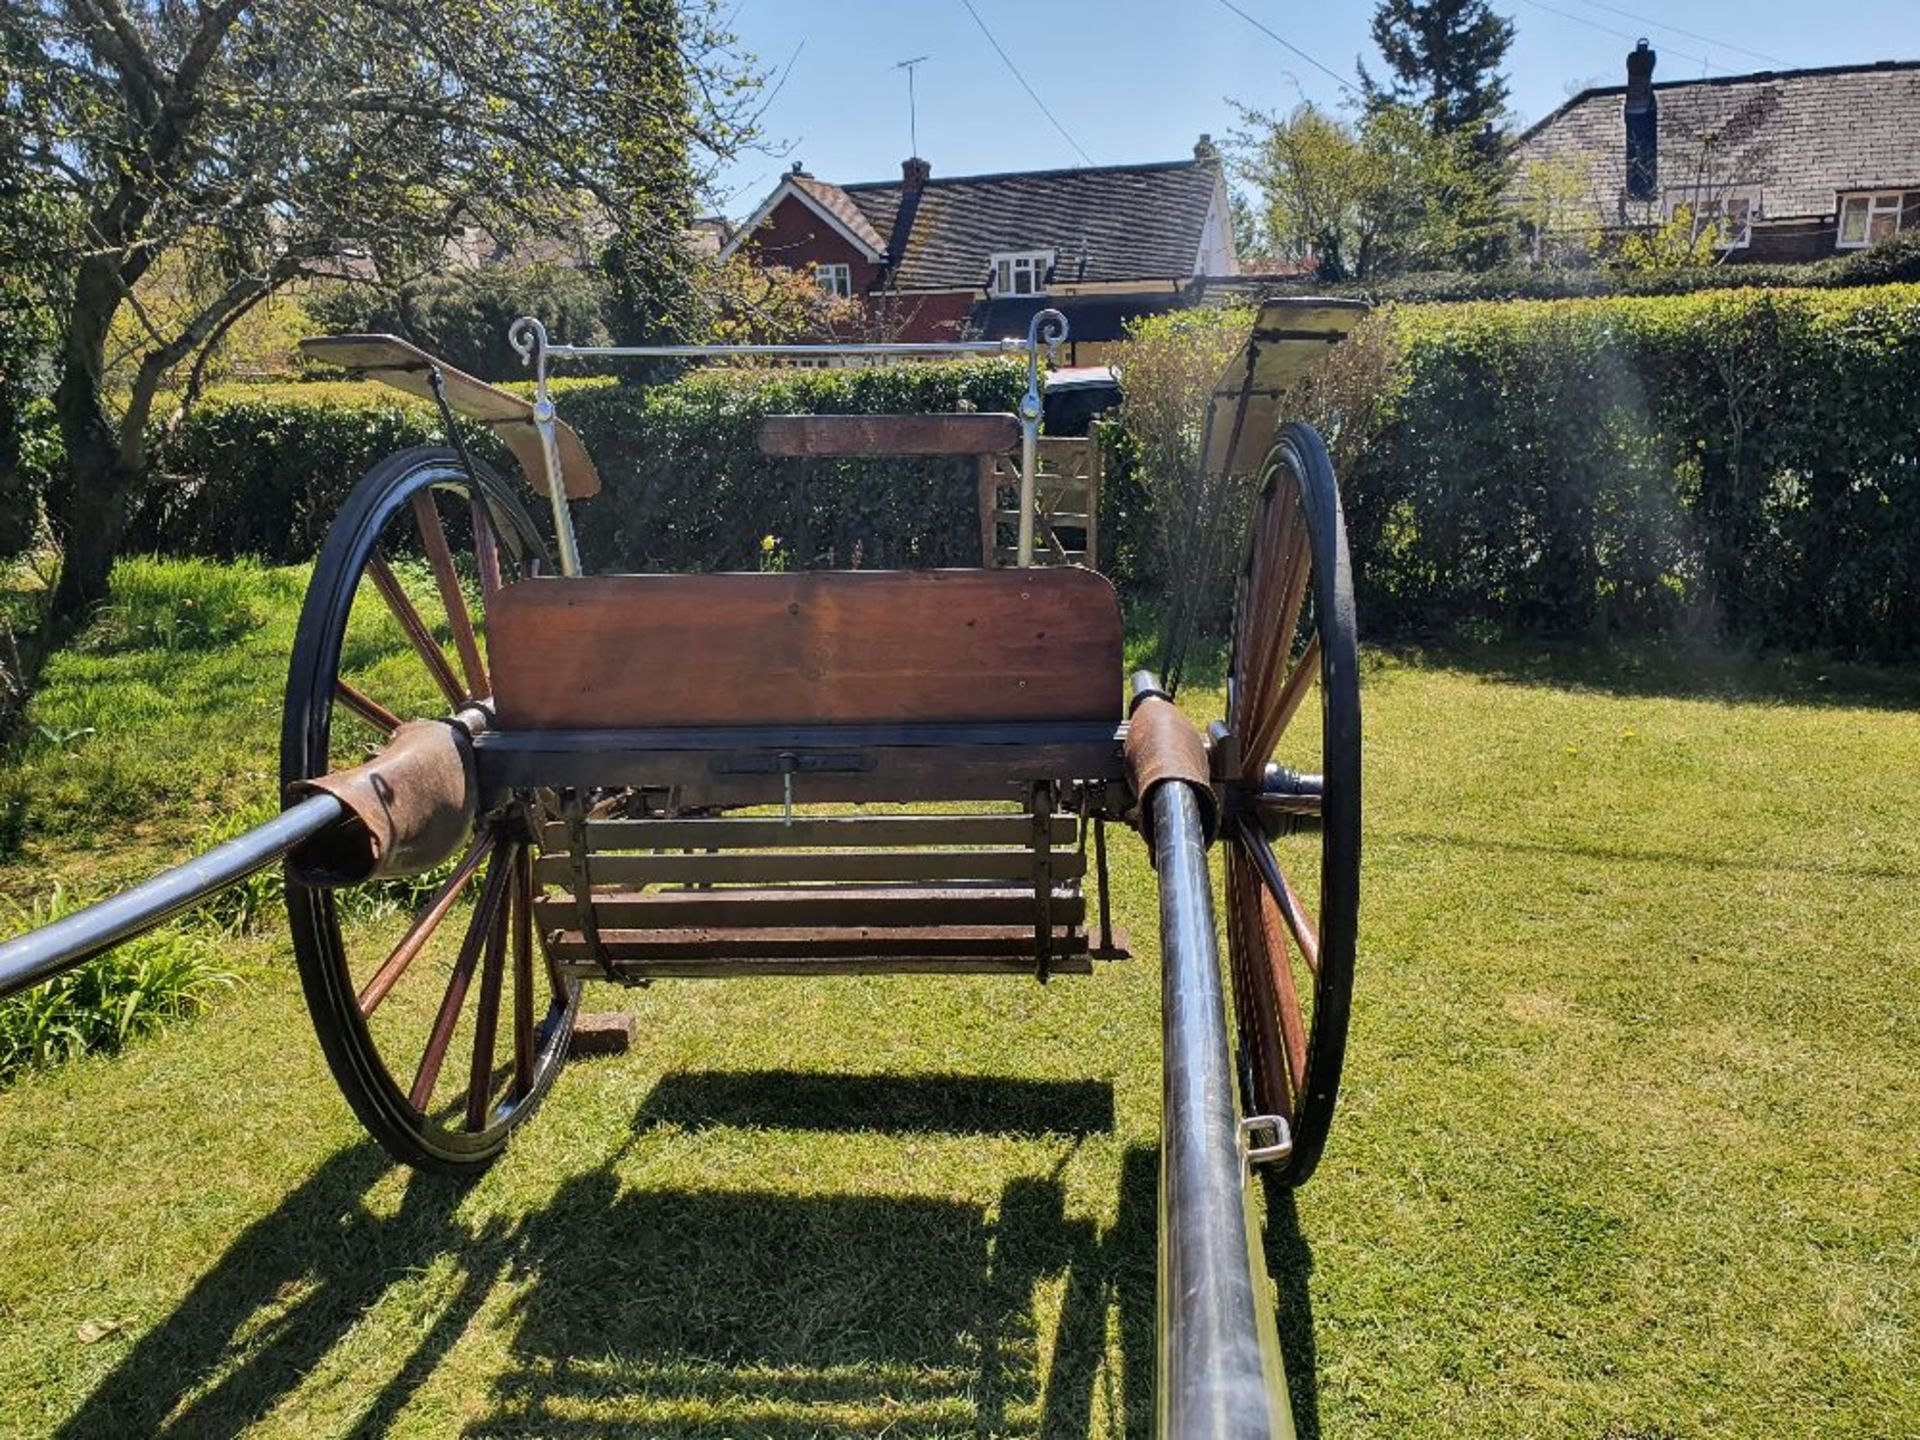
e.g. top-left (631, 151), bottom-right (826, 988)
top-left (1142, 675), bottom-right (1292, 1438)
top-left (0, 793), bottom-right (346, 1002)
top-left (538, 338), bottom-right (1042, 360)
top-left (1017, 400), bottom-right (1040, 567)
top-left (1015, 308), bottom-right (1068, 567)
top-left (533, 400), bottom-right (584, 577)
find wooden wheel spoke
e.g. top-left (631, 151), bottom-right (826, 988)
top-left (335, 679), bottom-right (402, 737)
top-left (471, 495), bottom-right (504, 601)
top-left (1227, 846), bottom-right (1293, 1119)
top-left (1250, 858), bottom-right (1310, 1102)
top-left (410, 843), bottom-right (515, 1113)
top-left (1260, 630), bottom-right (1321, 773)
top-left (358, 833), bottom-right (495, 1017)
top-left (1243, 525), bottom-right (1314, 767)
top-left (464, 839), bottom-right (517, 1131)
top-left (511, 842), bottom-right (535, 1102)
top-left (411, 490), bottom-right (490, 700)
top-left (368, 553), bottom-right (467, 712)
top-left (1236, 820), bottom-right (1321, 975)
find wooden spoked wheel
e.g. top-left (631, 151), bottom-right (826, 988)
top-left (1221, 423), bottom-right (1360, 1188)
top-left (281, 447), bottom-right (580, 1174)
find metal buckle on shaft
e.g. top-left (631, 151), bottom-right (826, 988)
top-left (1241, 1113), bottom-right (1294, 1176)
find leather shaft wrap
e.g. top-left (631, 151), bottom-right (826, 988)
top-left (287, 720), bottom-right (477, 885)
top-left (1125, 696), bottom-right (1219, 844)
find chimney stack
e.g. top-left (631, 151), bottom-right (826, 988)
top-left (901, 157), bottom-right (931, 196)
top-left (1624, 40), bottom-right (1658, 202)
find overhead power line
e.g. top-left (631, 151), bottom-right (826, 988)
top-left (1509, 0), bottom-right (1735, 76)
top-left (1215, 0), bottom-right (1359, 96)
top-left (955, 0), bottom-right (1096, 166)
top-left (1566, 0), bottom-right (1791, 70)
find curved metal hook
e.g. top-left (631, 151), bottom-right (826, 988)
top-left (1020, 307), bottom-right (1069, 423)
top-left (508, 315), bottom-right (551, 395)
top-left (1028, 306), bottom-right (1069, 359)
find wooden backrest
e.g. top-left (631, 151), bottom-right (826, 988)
top-left (298, 334), bottom-right (600, 499)
top-left (757, 413), bottom-right (1020, 459)
top-left (486, 568), bottom-right (1122, 729)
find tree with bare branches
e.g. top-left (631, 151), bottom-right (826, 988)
top-left (1, 0), bottom-right (762, 637)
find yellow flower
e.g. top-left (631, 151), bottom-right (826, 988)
top-left (760, 534), bottom-right (777, 553)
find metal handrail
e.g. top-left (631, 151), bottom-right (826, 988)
top-left (507, 309), bottom-right (1069, 574)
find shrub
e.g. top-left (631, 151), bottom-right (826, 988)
top-left (1348, 284), bottom-right (1920, 655)
top-left (1104, 306), bottom-right (1255, 626)
top-left (305, 262), bottom-right (613, 381)
top-left (1340, 232), bottom-right (1920, 304)
top-left (0, 889), bottom-right (237, 1082)
top-left (564, 360), bottom-right (1029, 572)
top-left (69, 282), bottom-right (1920, 660)
top-left (142, 361), bottom-right (1028, 572)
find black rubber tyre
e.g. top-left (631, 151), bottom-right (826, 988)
top-left (281, 447), bottom-right (580, 1175)
top-left (1219, 422), bottom-right (1360, 1188)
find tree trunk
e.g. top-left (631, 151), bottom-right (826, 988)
top-left (45, 266), bottom-right (138, 636)
top-left (47, 366), bottom-right (139, 632)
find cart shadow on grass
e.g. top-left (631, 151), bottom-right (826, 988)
top-left (50, 1070), bottom-right (1324, 1439)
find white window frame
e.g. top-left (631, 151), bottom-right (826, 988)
top-left (814, 262), bottom-right (852, 298)
top-left (1836, 191), bottom-right (1912, 249)
top-left (1665, 188), bottom-right (1755, 250)
top-left (989, 249), bottom-right (1055, 296)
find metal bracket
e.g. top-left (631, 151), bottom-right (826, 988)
top-left (560, 790), bottom-right (609, 973)
top-left (709, 752), bottom-right (873, 775)
top-left (1030, 781), bottom-right (1054, 982)
top-left (1241, 1113), bottom-right (1294, 1175)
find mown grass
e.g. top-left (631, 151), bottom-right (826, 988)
top-left (0, 555), bottom-right (1915, 1438)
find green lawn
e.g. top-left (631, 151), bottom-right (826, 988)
top-left (0, 557), bottom-right (1915, 1438)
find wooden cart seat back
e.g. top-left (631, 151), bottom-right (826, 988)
top-left (485, 568), bottom-right (1123, 729)
top-left (298, 334), bottom-right (600, 499)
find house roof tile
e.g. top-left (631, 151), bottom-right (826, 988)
top-left (788, 174), bottom-right (890, 255)
top-left (835, 159), bottom-right (1219, 289)
top-left (1513, 60), bottom-right (1920, 221)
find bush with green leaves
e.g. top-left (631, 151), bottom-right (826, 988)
top-left (1349, 283), bottom-right (1920, 655)
top-left (105, 282), bottom-right (1920, 659)
top-left (142, 361), bottom-right (1027, 572)
top-left (0, 889), bottom-right (237, 1082)
top-left (1338, 230), bottom-right (1920, 303)
top-left (304, 263), bottom-right (614, 381)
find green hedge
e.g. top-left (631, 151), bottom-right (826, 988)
top-left (561, 363), bottom-right (1025, 572)
top-left (95, 281), bottom-right (1920, 660)
top-left (1347, 284), bottom-right (1920, 656)
top-left (139, 364), bottom-right (1024, 571)
top-left (1335, 231), bottom-right (1920, 304)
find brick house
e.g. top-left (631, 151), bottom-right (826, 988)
top-left (720, 141), bottom-right (1239, 360)
top-left (1510, 46), bottom-right (1920, 262)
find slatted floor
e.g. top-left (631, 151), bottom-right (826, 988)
top-left (532, 810), bottom-right (1121, 979)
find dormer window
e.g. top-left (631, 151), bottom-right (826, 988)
top-left (990, 250), bottom-right (1054, 296)
top-left (815, 262), bottom-right (853, 298)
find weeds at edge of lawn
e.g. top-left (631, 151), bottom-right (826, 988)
top-left (0, 887), bottom-right (237, 1083)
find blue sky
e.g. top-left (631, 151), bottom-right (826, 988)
top-left (708, 0), bottom-right (1916, 215)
